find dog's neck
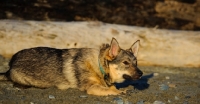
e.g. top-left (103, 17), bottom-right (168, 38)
top-left (98, 58), bottom-right (106, 75)
top-left (98, 57), bottom-right (113, 86)
top-left (99, 44), bottom-right (113, 86)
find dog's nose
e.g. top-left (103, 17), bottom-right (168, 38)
top-left (138, 70), bottom-right (143, 76)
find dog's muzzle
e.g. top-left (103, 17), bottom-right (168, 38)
top-left (123, 70), bottom-right (143, 80)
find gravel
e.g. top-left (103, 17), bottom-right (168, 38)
top-left (0, 55), bottom-right (199, 104)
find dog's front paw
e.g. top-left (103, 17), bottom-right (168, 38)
top-left (119, 89), bottom-right (127, 95)
top-left (109, 86), bottom-right (126, 95)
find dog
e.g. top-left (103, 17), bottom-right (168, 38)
top-left (0, 38), bottom-right (143, 96)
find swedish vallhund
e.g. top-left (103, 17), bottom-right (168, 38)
top-left (0, 38), bottom-right (143, 96)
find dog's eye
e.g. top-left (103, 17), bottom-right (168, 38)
top-left (133, 60), bottom-right (137, 66)
top-left (123, 61), bottom-right (129, 65)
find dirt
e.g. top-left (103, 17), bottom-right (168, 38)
top-left (0, 55), bottom-right (200, 104)
top-left (0, 0), bottom-right (200, 30)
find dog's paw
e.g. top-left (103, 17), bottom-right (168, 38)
top-left (119, 90), bottom-right (127, 95)
top-left (109, 86), bottom-right (127, 95)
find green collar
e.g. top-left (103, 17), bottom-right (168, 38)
top-left (98, 58), bottom-right (106, 75)
top-left (98, 58), bottom-right (113, 86)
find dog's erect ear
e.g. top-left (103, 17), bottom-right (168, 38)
top-left (130, 40), bottom-right (140, 57)
top-left (108, 38), bottom-right (120, 58)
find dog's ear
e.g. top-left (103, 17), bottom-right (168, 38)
top-left (130, 40), bottom-right (140, 57)
top-left (108, 38), bottom-right (120, 59)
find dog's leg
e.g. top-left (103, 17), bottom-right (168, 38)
top-left (87, 84), bottom-right (125, 96)
top-left (13, 83), bottom-right (32, 89)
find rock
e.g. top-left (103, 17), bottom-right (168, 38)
top-left (124, 99), bottom-right (132, 104)
top-left (153, 73), bottom-right (159, 76)
top-left (174, 96), bottom-right (179, 100)
top-left (113, 97), bottom-right (123, 104)
top-left (155, 1), bottom-right (200, 26)
top-left (167, 100), bottom-right (171, 103)
top-left (79, 95), bottom-right (88, 98)
top-left (165, 76), bottom-right (170, 79)
top-left (159, 84), bottom-right (169, 91)
top-left (48, 95), bottom-right (55, 99)
top-left (30, 102), bottom-right (34, 104)
top-left (136, 100), bottom-right (144, 104)
top-left (185, 96), bottom-right (191, 99)
top-left (168, 83), bottom-right (177, 88)
top-left (153, 100), bottom-right (165, 104)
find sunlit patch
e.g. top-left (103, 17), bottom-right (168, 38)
top-left (109, 64), bottom-right (130, 83)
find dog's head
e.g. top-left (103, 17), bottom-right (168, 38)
top-left (104, 38), bottom-right (143, 83)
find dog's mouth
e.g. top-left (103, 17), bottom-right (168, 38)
top-left (123, 74), bottom-right (142, 80)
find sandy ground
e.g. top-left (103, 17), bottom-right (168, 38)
top-left (0, 55), bottom-right (199, 104)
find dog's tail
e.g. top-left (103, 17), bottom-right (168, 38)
top-left (0, 73), bottom-right (8, 81)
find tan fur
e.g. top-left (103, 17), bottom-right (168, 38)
top-left (62, 59), bottom-right (77, 89)
top-left (109, 64), bottom-right (129, 83)
top-left (87, 84), bottom-right (125, 96)
top-left (0, 38), bottom-right (142, 96)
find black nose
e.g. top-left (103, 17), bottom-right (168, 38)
top-left (138, 70), bottom-right (143, 76)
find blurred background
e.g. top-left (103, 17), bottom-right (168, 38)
top-left (0, 0), bottom-right (200, 30)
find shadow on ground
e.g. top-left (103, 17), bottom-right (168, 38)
top-left (115, 73), bottom-right (154, 90)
